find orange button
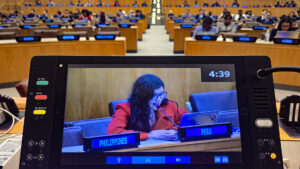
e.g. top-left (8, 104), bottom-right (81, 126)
top-left (35, 95), bottom-right (48, 100)
top-left (270, 153), bottom-right (277, 160)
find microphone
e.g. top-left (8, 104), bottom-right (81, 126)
top-left (156, 98), bottom-right (179, 128)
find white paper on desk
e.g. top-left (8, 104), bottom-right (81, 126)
top-left (41, 38), bottom-right (58, 42)
top-left (0, 40), bottom-right (17, 44)
top-left (0, 138), bottom-right (21, 167)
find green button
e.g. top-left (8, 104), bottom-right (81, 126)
top-left (36, 81), bottom-right (49, 86)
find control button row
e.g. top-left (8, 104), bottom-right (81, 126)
top-left (258, 153), bottom-right (277, 160)
top-left (27, 140), bottom-right (46, 148)
top-left (255, 118), bottom-right (273, 128)
top-left (33, 109), bottom-right (46, 115)
top-left (257, 139), bottom-right (275, 146)
top-left (26, 154), bottom-right (45, 161)
top-left (35, 95), bottom-right (48, 100)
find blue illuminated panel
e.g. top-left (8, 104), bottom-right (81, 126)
top-left (23, 37), bottom-right (34, 41)
top-left (61, 35), bottom-right (76, 40)
top-left (48, 24), bottom-right (60, 28)
top-left (0, 26), bottom-right (3, 29)
top-left (238, 37), bottom-right (251, 41)
top-left (181, 24), bottom-right (193, 28)
top-left (22, 25), bottom-right (32, 29)
top-left (186, 125), bottom-right (228, 137)
top-left (166, 156), bottom-right (191, 164)
top-left (281, 39), bottom-right (293, 44)
top-left (80, 19), bottom-right (89, 22)
top-left (136, 16), bottom-right (142, 19)
top-left (214, 156), bottom-right (229, 164)
top-left (95, 35), bottom-right (115, 40)
top-left (74, 24), bottom-right (83, 27)
top-left (253, 26), bottom-right (268, 30)
top-left (222, 156), bottom-right (229, 163)
top-left (107, 156), bottom-right (132, 164)
top-left (133, 4), bottom-right (138, 7)
top-left (201, 36), bottom-right (211, 40)
top-left (43, 19), bottom-right (53, 23)
top-left (119, 24), bottom-right (130, 28)
top-left (214, 156), bottom-right (222, 164)
top-left (174, 19), bottom-right (183, 23)
top-left (263, 21), bottom-right (273, 24)
top-left (130, 19), bottom-right (138, 22)
top-left (132, 156), bottom-right (165, 164)
top-left (95, 24), bottom-right (107, 28)
top-left (68, 4), bottom-right (74, 6)
top-left (91, 135), bottom-right (136, 148)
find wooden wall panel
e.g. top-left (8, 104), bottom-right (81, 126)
top-left (65, 68), bottom-right (236, 121)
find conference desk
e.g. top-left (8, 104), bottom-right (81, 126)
top-left (184, 37), bottom-right (300, 87)
top-left (62, 135), bottom-right (241, 152)
top-left (120, 26), bottom-right (138, 52)
top-left (173, 26), bottom-right (193, 53)
top-left (0, 37), bottom-right (126, 84)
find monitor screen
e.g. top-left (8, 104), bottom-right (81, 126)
top-left (61, 64), bottom-right (242, 165)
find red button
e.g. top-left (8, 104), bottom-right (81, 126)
top-left (35, 95), bottom-right (47, 100)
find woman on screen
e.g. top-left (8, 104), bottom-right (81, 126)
top-left (107, 74), bottom-right (188, 141)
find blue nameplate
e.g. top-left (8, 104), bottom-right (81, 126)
top-left (80, 19), bottom-right (89, 22)
top-left (47, 24), bottom-right (61, 28)
top-left (133, 4), bottom-right (138, 7)
top-left (236, 25), bottom-right (241, 29)
top-left (252, 26), bottom-right (268, 30)
top-left (180, 24), bottom-right (193, 28)
top-left (242, 5), bottom-right (248, 7)
top-left (95, 24), bottom-right (107, 28)
top-left (47, 4), bottom-right (54, 6)
top-left (193, 19), bottom-right (199, 23)
top-left (253, 5), bottom-right (259, 7)
top-left (0, 26), bottom-right (6, 29)
top-left (136, 16), bottom-right (142, 19)
top-left (77, 4), bottom-right (83, 7)
top-left (174, 19), bottom-right (183, 23)
top-left (213, 15), bottom-right (218, 19)
top-left (97, 4), bottom-right (102, 7)
top-left (20, 25), bottom-right (34, 29)
top-left (233, 36), bottom-right (257, 42)
top-left (106, 4), bottom-right (111, 7)
top-left (179, 123), bottom-right (232, 142)
top-left (16, 36), bottom-right (41, 42)
top-left (124, 16), bottom-right (130, 19)
top-left (72, 24), bottom-right (84, 27)
top-left (57, 4), bottom-right (63, 6)
top-left (223, 5), bottom-right (228, 7)
top-left (194, 4), bottom-right (199, 7)
top-left (68, 4), bottom-right (74, 7)
top-left (195, 35), bottom-right (217, 41)
top-left (142, 4), bottom-right (147, 7)
top-left (113, 19), bottom-right (119, 22)
top-left (36, 4), bottom-right (42, 6)
top-left (130, 19), bottom-right (138, 22)
top-left (118, 24), bottom-right (131, 28)
top-left (84, 132), bottom-right (140, 152)
top-left (232, 5), bottom-right (238, 7)
top-left (25, 4), bottom-right (31, 6)
top-left (274, 38), bottom-right (299, 45)
top-left (57, 35), bottom-right (80, 41)
top-left (43, 19), bottom-right (53, 23)
top-left (64, 18), bottom-right (72, 22)
top-left (95, 34), bottom-right (116, 40)
top-left (87, 4), bottom-right (92, 7)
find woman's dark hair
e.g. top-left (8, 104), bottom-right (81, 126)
top-left (278, 16), bottom-right (293, 31)
top-left (128, 74), bottom-right (164, 132)
top-left (224, 14), bottom-right (232, 20)
top-left (203, 17), bottom-right (213, 25)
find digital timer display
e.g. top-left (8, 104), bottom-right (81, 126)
top-left (208, 71), bottom-right (231, 78)
top-left (201, 65), bottom-right (235, 82)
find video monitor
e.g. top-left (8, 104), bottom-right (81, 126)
top-left (20, 56), bottom-right (283, 169)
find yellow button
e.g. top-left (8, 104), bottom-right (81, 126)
top-left (33, 110), bottom-right (46, 115)
top-left (270, 153), bottom-right (277, 159)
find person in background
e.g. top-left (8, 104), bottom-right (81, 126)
top-left (195, 9), bottom-right (206, 20)
top-left (107, 74), bottom-right (188, 141)
top-left (274, 1), bottom-right (282, 7)
top-left (203, 1), bottom-right (209, 7)
top-left (258, 11), bottom-right (276, 23)
top-left (256, 9), bottom-right (268, 22)
top-left (234, 9), bottom-right (244, 21)
top-left (244, 10), bottom-right (253, 19)
top-left (135, 10), bottom-right (145, 19)
top-left (55, 10), bottom-right (64, 19)
top-left (98, 12), bottom-right (111, 24)
top-left (36, 0), bottom-right (42, 6)
top-left (117, 9), bottom-right (123, 17)
top-left (113, 0), bottom-right (121, 7)
top-left (194, 1), bottom-right (199, 7)
top-left (219, 8), bottom-right (230, 18)
top-left (167, 10), bottom-right (174, 19)
top-left (232, 0), bottom-right (239, 7)
top-left (77, 0), bottom-right (84, 7)
top-left (97, 0), bottom-right (103, 7)
top-left (27, 9), bottom-right (37, 18)
top-left (68, 0), bottom-right (74, 6)
top-left (182, 9), bottom-right (192, 19)
top-left (47, 0), bottom-right (55, 6)
top-left (296, 10), bottom-right (300, 20)
top-left (86, 0), bottom-right (93, 7)
top-left (289, 0), bottom-right (297, 7)
top-left (269, 16), bottom-right (295, 41)
top-left (288, 12), bottom-right (297, 21)
top-left (182, 0), bottom-right (190, 7)
top-left (283, 1), bottom-right (289, 7)
top-left (73, 8), bottom-right (81, 19)
top-left (132, 1), bottom-right (139, 7)
top-left (40, 10), bottom-right (49, 18)
top-left (128, 10), bottom-right (135, 18)
top-left (142, 1), bottom-right (148, 7)
top-left (80, 9), bottom-right (93, 22)
top-left (211, 0), bottom-right (220, 7)
top-left (217, 14), bottom-right (236, 34)
top-left (193, 17), bottom-right (218, 38)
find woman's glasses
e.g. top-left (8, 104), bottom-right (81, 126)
top-left (152, 91), bottom-right (167, 101)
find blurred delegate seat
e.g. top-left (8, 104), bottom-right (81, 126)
top-left (97, 25), bottom-right (120, 36)
top-left (74, 26), bottom-right (94, 37)
top-left (0, 27), bottom-right (20, 36)
top-left (108, 99), bottom-right (128, 116)
top-left (34, 30), bottom-right (59, 38)
top-left (189, 90), bottom-right (238, 112)
top-left (28, 26), bottom-right (49, 35)
top-left (0, 32), bottom-right (16, 40)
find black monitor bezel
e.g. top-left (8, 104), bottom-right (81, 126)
top-left (21, 56), bottom-right (282, 169)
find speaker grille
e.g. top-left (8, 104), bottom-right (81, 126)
top-left (253, 88), bottom-right (270, 110)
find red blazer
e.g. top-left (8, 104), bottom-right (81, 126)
top-left (107, 101), bottom-right (188, 140)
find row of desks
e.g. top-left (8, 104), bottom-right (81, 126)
top-left (184, 38), bottom-right (300, 87)
top-left (0, 38), bottom-right (126, 84)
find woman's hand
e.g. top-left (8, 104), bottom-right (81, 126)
top-left (148, 129), bottom-right (178, 141)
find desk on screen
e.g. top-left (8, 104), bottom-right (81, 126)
top-left (184, 37), bottom-right (300, 87)
top-left (0, 37), bottom-right (126, 84)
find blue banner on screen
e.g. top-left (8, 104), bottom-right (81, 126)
top-left (107, 156), bottom-right (132, 164)
top-left (186, 125), bottom-right (228, 138)
top-left (233, 36), bottom-right (256, 42)
top-left (174, 19), bottom-right (183, 23)
top-left (166, 156), bottom-right (191, 164)
top-left (132, 156), bottom-right (165, 164)
top-left (92, 135), bottom-right (136, 149)
top-left (95, 35), bottom-right (115, 40)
